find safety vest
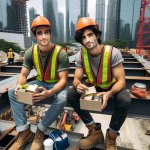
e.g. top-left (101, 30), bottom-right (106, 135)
top-left (32, 44), bottom-right (62, 83)
top-left (81, 45), bottom-right (116, 89)
top-left (8, 52), bottom-right (14, 58)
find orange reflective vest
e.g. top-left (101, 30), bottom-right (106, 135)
top-left (81, 45), bottom-right (116, 89)
top-left (32, 44), bottom-right (62, 83)
top-left (8, 52), bottom-right (14, 58)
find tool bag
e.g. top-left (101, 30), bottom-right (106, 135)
top-left (131, 83), bottom-right (147, 98)
top-left (49, 129), bottom-right (70, 150)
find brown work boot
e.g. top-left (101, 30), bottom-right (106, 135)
top-left (30, 127), bottom-right (44, 150)
top-left (79, 123), bottom-right (104, 149)
top-left (105, 129), bottom-right (119, 150)
top-left (9, 128), bottom-right (34, 150)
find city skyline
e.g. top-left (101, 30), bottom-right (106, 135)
top-left (26, 0), bottom-right (96, 37)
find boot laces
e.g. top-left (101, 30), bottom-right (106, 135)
top-left (34, 129), bottom-right (43, 142)
top-left (16, 131), bottom-right (25, 143)
top-left (108, 135), bottom-right (121, 147)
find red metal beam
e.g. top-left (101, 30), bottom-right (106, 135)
top-left (136, 0), bottom-right (150, 55)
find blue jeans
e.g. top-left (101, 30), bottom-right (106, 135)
top-left (67, 87), bottom-right (131, 131)
top-left (8, 80), bottom-right (67, 132)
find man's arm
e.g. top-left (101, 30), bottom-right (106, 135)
top-left (73, 67), bottom-right (84, 88)
top-left (17, 67), bottom-right (31, 85)
top-left (98, 63), bottom-right (126, 111)
top-left (14, 67), bottom-right (30, 95)
top-left (109, 63), bottom-right (126, 96)
top-left (73, 67), bottom-right (88, 94)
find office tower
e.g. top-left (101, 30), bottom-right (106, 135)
top-left (117, 0), bottom-right (141, 48)
top-left (66, 0), bottom-right (80, 42)
top-left (58, 12), bottom-right (64, 42)
top-left (29, 7), bottom-right (39, 42)
top-left (43, 0), bottom-right (60, 42)
top-left (105, 0), bottom-right (118, 41)
top-left (0, 0), bottom-right (28, 36)
top-left (95, 0), bottom-right (105, 40)
top-left (80, 0), bottom-right (88, 17)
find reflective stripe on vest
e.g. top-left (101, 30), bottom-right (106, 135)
top-left (82, 45), bottom-right (116, 89)
top-left (33, 44), bottom-right (61, 83)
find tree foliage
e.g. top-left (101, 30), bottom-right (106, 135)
top-left (0, 39), bottom-right (22, 53)
top-left (103, 39), bottom-right (128, 49)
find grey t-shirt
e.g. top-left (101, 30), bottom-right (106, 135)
top-left (75, 47), bottom-right (124, 76)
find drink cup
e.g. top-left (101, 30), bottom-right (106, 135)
top-left (43, 138), bottom-right (54, 150)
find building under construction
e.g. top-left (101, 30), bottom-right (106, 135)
top-left (0, 0), bottom-right (28, 35)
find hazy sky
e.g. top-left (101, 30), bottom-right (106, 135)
top-left (26, 0), bottom-right (96, 36)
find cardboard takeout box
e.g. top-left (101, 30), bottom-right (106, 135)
top-left (80, 94), bottom-right (102, 111)
top-left (80, 86), bottom-right (102, 111)
top-left (17, 84), bottom-right (38, 105)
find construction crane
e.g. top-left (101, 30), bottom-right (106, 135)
top-left (136, 0), bottom-right (150, 59)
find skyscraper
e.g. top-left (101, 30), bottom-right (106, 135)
top-left (95, 0), bottom-right (105, 40)
top-left (43, 0), bottom-right (60, 42)
top-left (105, 0), bottom-right (118, 41)
top-left (0, 0), bottom-right (28, 36)
top-left (29, 7), bottom-right (39, 42)
top-left (66, 0), bottom-right (81, 42)
top-left (117, 0), bottom-right (141, 48)
top-left (58, 12), bottom-right (64, 42)
top-left (80, 0), bottom-right (88, 17)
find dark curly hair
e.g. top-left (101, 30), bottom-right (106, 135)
top-left (74, 25), bottom-right (102, 44)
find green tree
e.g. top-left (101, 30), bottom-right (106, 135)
top-left (0, 39), bottom-right (22, 53)
top-left (103, 39), bottom-right (128, 49)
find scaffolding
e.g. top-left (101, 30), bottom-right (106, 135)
top-left (14, 0), bottom-right (29, 36)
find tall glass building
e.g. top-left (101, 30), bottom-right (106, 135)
top-left (117, 0), bottom-right (141, 48)
top-left (95, 0), bottom-right (118, 41)
top-left (66, 0), bottom-right (81, 42)
top-left (0, 0), bottom-right (28, 36)
top-left (43, 0), bottom-right (60, 42)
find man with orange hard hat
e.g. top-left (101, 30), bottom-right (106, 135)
top-left (8, 16), bottom-right (69, 150)
top-left (67, 17), bottom-right (131, 150)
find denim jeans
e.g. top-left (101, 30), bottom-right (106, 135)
top-left (8, 80), bottom-right (67, 132)
top-left (67, 87), bottom-right (131, 131)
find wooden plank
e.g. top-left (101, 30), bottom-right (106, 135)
top-left (2, 65), bottom-right (22, 68)
top-left (0, 120), bottom-right (16, 141)
top-left (123, 62), bottom-right (141, 64)
top-left (0, 72), bottom-right (18, 76)
top-left (73, 113), bottom-right (150, 150)
top-left (125, 76), bottom-right (150, 80)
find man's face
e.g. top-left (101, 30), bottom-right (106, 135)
top-left (81, 29), bottom-right (98, 50)
top-left (35, 26), bottom-right (51, 47)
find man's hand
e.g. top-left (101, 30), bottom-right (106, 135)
top-left (15, 85), bottom-right (22, 95)
top-left (76, 83), bottom-right (89, 94)
top-left (97, 91), bottom-right (112, 111)
top-left (32, 87), bottom-right (50, 103)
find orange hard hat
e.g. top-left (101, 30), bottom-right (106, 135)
top-left (31, 16), bottom-right (51, 30)
top-left (76, 17), bottom-right (97, 31)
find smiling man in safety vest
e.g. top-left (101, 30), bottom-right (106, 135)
top-left (8, 16), bottom-right (69, 150)
top-left (67, 17), bottom-right (131, 150)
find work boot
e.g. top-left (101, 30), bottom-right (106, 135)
top-left (79, 123), bottom-right (104, 149)
top-left (105, 129), bottom-right (119, 150)
top-left (30, 127), bottom-right (44, 150)
top-left (9, 128), bottom-right (34, 150)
